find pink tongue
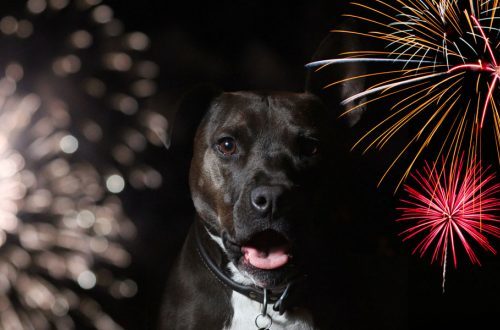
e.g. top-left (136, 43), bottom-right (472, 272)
top-left (241, 246), bottom-right (289, 270)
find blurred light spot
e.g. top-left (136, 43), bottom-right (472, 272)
top-left (27, 0), bottom-right (47, 14)
top-left (129, 169), bottom-right (145, 189)
top-left (0, 16), bottom-right (18, 35)
top-left (26, 189), bottom-right (53, 211)
top-left (0, 157), bottom-right (20, 178)
top-left (129, 167), bottom-right (162, 190)
top-left (49, 0), bottom-right (69, 10)
top-left (112, 145), bottom-right (134, 165)
top-left (27, 136), bottom-right (55, 160)
top-left (70, 30), bottom-right (93, 49)
top-left (136, 60), bottom-right (159, 78)
top-left (118, 220), bottom-right (136, 240)
top-left (67, 255), bottom-right (88, 277)
top-left (0, 77), bottom-right (17, 96)
top-left (77, 210), bottom-right (95, 229)
top-left (84, 183), bottom-right (104, 200)
top-left (10, 247), bottom-right (31, 268)
top-left (125, 32), bottom-right (149, 51)
top-left (49, 100), bottom-right (71, 128)
top-left (16, 20), bottom-right (33, 38)
top-left (144, 168), bottom-right (163, 189)
top-left (143, 112), bottom-right (169, 146)
top-left (131, 79), bottom-right (157, 98)
top-left (105, 175), bottom-right (125, 194)
top-left (95, 314), bottom-right (121, 330)
top-left (124, 129), bottom-right (146, 151)
top-left (5, 62), bottom-right (24, 81)
top-left (56, 175), bottom-right (80, 195)
top-left (103, 52), bottom-right (132, 71)
top-left (63, 290), bottom-right (78, 308)
top-left (52, 197), bottom-right (75, 214)
top-left (51, 298), bottom-right (69, 316)
top-left (62, 211), bottom-right (78, 229)
top-left (20, 170), bottom-right (36, 189)
top-left (59, 135), bottom-right (79, 154)
top-left (92, 5), bottom-right (113, 24)
top-left (84, 78), bottom-right (106, 98)
top-left (0, 200), bottom-right (19, 217)
top-left (111, 94), bottom-right (138, 115)
top-left (103, 18), bottom-right (123, 37)
top-left (36, 251), bottom-right (65, 279)
top-left (53, 55), bottom-right (81, 76)
top-left (94, 217), bottom-right (112, 236)
top-left (47, 159), bottom-right (70, 178)
top-left (110, 279), bottom-right (137, 299)
top-left (104, 245), bottom-right (131, 267)
top-left (0, 215), bottom-right (19, 233)
top-left (77, 271), bottom-right (96, 290)
top-left (90, 237), bottom-right (108, 253)
top-left (119, 279), bottom-right (137, 298)
top-left (21, 94), bottom-right (42, 114)
top-left (81, 120), bottom-right (103, 142)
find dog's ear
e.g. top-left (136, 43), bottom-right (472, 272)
top-left (169, 84), bottom-right (222, 152)
top-left (306, 19), bottom-right (366, 127)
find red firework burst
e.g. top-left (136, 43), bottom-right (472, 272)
top-left (398, 157), bottom-right (500, 268)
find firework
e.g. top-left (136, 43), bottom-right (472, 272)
top-left (397, 156), bottom-right (500, 288)
top-left (308, 0), bottom-right (500, 188)
top-left (0, 0), bottom-right (167, 328)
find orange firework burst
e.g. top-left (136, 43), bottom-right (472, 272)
top-left (308, 0), bottom-right (500, 189)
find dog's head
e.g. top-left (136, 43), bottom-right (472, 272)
top-left (188, 90), bottom-right (328, 288)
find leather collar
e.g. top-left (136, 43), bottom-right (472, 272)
top-left (194, 219), bottom-right (306, 315)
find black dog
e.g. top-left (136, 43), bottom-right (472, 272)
top-left (160, 90), bottom-right (330, 329)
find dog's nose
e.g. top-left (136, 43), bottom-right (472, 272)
top-left (250, 186), bottom-right (284, 216)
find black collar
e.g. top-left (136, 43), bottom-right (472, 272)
top-left (194, 220), bottom-right (306, 315)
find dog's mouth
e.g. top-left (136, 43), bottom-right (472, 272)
top-left (222, 229), bottom-right (300, 287)
top-left (239, 230), bottom-right (291, 270)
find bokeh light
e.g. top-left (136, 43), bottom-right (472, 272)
top-left (0, 0), bottom-right (168, 328)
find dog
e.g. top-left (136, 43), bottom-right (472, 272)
top-left (160, 89), bottom-right (331, 329)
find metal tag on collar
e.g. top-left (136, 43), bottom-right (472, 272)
top-left (272, 282), bottom-right (292, 315)
top-left (255, 313), bottom-right (272, 330)
top-left (255, 289), bottom-right (272, 330)
top-left (261, 288), bottom-right (268, 316)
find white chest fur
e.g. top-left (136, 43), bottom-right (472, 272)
top-left (205, 230), bottom-right (315, 329)
top-left (225, 291), bottom-right (315, 330)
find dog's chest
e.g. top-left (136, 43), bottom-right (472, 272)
top-left (225, 291), bottom-right (315, 330)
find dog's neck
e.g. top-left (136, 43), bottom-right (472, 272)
top-left (194, 219), bottom-right (308, 315)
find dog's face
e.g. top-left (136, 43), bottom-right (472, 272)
top-left (189, 91), bottom-right (327, 288)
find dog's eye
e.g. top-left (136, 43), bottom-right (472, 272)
top-left (216, 137), bottom-right (237, 156)
top-left (299, 138), bottom-right (319, 157)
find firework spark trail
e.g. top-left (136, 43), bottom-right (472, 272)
top-left (308, 0), bottom-right (500, 188)
top-left (447, 14), bottom-right (500, 128)
top-left (0, 1), bottom-right (167, 329)
top-left (397, 156), bottom-right (500, 289)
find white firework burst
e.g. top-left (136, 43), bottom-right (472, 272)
top-left (0, 0), bottom-right (167, 329)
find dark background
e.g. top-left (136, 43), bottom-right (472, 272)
top-left (111, 0), bottom-right (500, 329)
top-left (5, 0), bottom-right (498, 329)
